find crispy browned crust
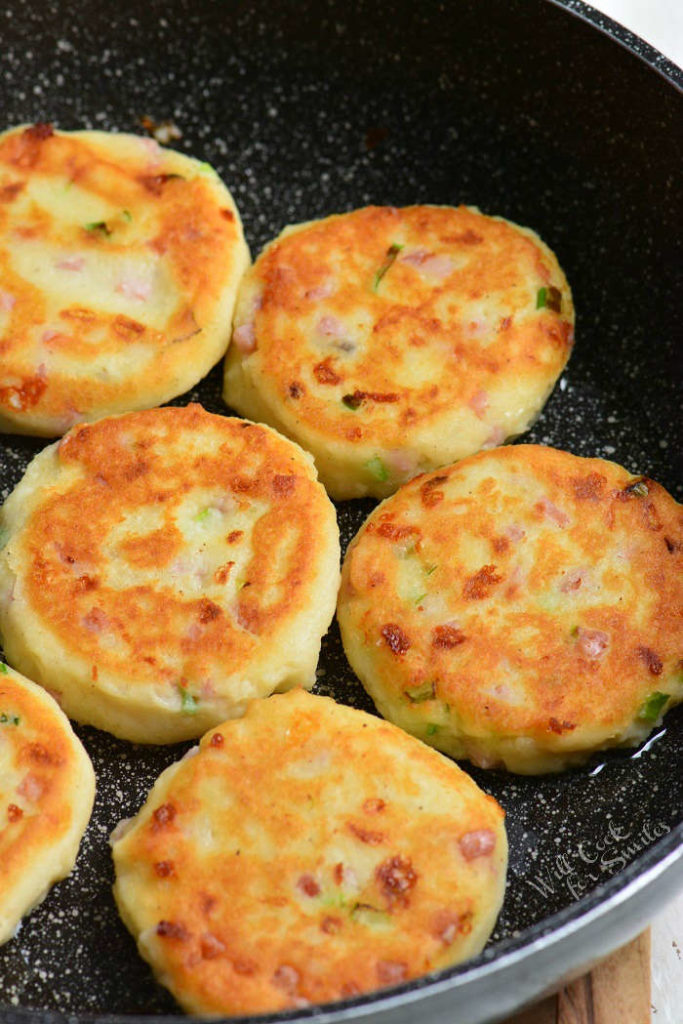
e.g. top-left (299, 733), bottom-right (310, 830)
top-left (0, 405), bottom-right (340, 741)
top-left (338, 445), bottom-right (683, 772)
top-left (112, 690), bottom-right (507, 1014)
top-left (0, 124), bottom-right (249, 434)
top-left (224, 205), bottom-right (574, 497)
top-left (0, 665), bottom-right (95, 943)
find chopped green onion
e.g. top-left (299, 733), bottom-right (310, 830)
top-left (426, 723), bottom-right (439, 736)
top-left (424, 564), bottom-right (438, 576)
top-left (638, 691), bottom-right (669, 722)
top-left (0, 712), bottom-right (20, 725)
top-left (177, 684), bottom-right (199, 714)
top-left (373, 243), bottom-right (404, 291)
top-left (413, 592), bottom-right (427, 605)
top-left (122, 209), bottom-right (132, 222)
top-left (342, 393), bottom-right (363, 411)
top-left (405, 681), bottom-right (435, 703)
top-left (195, 507), bottom-right (211, 522)
top-left (536, 285), bottom-right (562, 312)
top-left (84, 220), bottom-right (112, 236)
top-left (365, 456), bottom-right (389, 482)
top-left (0, 662), bottom-right (7, 674)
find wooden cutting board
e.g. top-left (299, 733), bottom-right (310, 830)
top-left (504, 931), bottom-right (651, 1024)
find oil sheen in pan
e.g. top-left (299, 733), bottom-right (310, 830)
top-left (0, 0), bottom-right (681, 1016)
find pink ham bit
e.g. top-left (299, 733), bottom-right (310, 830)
top-left (83, 607), bottom-right (109, 633)
top-left (560, 568), bottom-right (588, 593)
top-left (317, 314), bottom-right (346, 338)
top-left (385, 450), bottom-right (418, 477)
top-left (376, 961), bottom-right (407, 984)
top-left (576, 627), bottom-right (609, 661)
top-left (233, 323), bottom-right (256, 353)
top-left (459, 829), bottom-right (496, 861)
top-left (0, 291), bottom-right (16, 311)
top-left (305, 279), bottom-right (334, 301)
top-left (401, 250), bottom-right (454, 279)
top-left (482, 425), bottom-right (506, 450)
top-left (272, 965), bottom-right (300, 993)
top-left (537, 497), bottom-right (570, 528)
top-left (506, 524), bottom-right (525, 542)
top-left (18, 772), bottom-right (45, 802)
top-left (55, 256), bottom-right (85, 271)
top-left (116, 276), bottom-right (152, 302)
top-left (468, 389), bottom-right (489, 419)
top-left (432, 909), bottom-right (461, 944)
top-left (138, 136), bottom-right (163, 168)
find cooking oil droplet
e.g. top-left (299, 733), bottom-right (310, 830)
top-left (631, 727), bottom-right (666, 759)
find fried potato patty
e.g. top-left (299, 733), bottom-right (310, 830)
top-left (0, 663), bottom-right (95, 945)
top-left (0, 405), bottom-right (340, 743)
top-left (223, 205), bottom-right (574, 498)
top-left (111, 689), bottom-right (507, 1015)
top-left (337, 445), bottom-right (683, 774)
top-left (0, 123), bottom-right (249, 435)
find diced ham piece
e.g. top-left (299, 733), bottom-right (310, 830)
top-left (576, 627), bottom-right (609, 661)
top-left (138, 136), bottom-right (163, 168)
top-left (385, 449), bottom-right (418, 477)
top-left (317, 314), bottom-right (346, 337)
top-left (560, 568), bottom-right (588, 593)
top-left (458, 829), bottom-right (496, 861)
top-left (56, 256), bottom-right (85, 271)
top-left (116, 276), bottom-right (152, 302)
top-left (18, 772), bottom-right (45, 802)
top-left (233, 323), bottom-right (256, 353)
top-left (482, 425), bottom-right (506, 450)
top-left (376, 961), bottom-right (407, 984)
top-left (305, 279), bottom-right (334, 301)
top-left (537, 497), bottom-right (570, 528)
top-left (401, 250), bottom-right (454, 279)
top-left (468, 389), bottom-right (489, 418)
top-left (272, 965), bottom-right (300, 993)
top-left (0, 291), bottom-right (16, 311)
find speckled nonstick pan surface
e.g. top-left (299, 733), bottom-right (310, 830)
top-left (0, 0), bottom-right (681, 1021)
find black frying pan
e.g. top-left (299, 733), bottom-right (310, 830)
top-left (0, 1), bottom-right (681, 1022)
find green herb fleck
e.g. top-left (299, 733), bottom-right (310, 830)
top-left (198, 161), bottom-right (215, 175)
top-left (195, 507), bottom-right (211, 523)
top-left (405, 681), bottom-right (435, 703)
top-left (536, 285), bottom-right (562, 312)
top-left (342, 393), bottom-right (363, 411)
top-left (638, 691), bottom-right (669, 722)
top-left (570, 625), bottom-right (580, 637)
top-left (373, 243), bottom-right (404, 291)
top-left (413, 592), bottom-right (427, 606)
top-left (0, 712), bottom-right (20, 725)
top-left (177, 684), bottom-right (199, 714)
top-left (365, 456), bottom-right (389, 482)
top-left (122, 209), bottom-right (132, 222)
top-left (426, 723), bottom-right (439, 736)
top-left (424, 563), bottom-right (438, 576)
top-left (84, 220), bottom-right (112, 237)
top-left (0, 662), bottom-right (7, 674)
